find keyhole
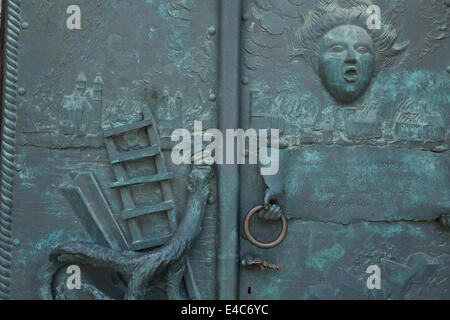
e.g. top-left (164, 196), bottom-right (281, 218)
top-left (248, 286), bottom-right (252, 294)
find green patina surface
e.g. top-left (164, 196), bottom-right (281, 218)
top-left (2, 0), bottom-right (449, 300)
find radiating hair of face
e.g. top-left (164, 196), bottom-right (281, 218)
top-left (290, 0), bottom-right (409, 102)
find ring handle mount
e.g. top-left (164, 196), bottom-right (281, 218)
top-left (243, 205), bottom-right (287, 249)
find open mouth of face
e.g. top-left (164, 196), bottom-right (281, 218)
top-left (343, 66), bottom-right (358, 83)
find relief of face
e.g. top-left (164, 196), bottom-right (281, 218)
top-left (318, 25), bottom-right (375, 103)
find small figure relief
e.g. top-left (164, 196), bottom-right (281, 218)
top-left (154, 88), bottom-right (183, 138)
top-left (393, 100), bottom-right (445, 144)
top-left (290, 0), bottom-right (409, 103)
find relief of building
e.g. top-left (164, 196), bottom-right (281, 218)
top-left (345, 101), bottom-right (382, 140)
top-left (59, 72), bottom-right (103, 136)
top-left (249, 87), bottom-right (287, 136)
top-left (394, 100), bottom-right (445, 143)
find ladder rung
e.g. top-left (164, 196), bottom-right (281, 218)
top-left (121, 200), bottom-right (174, 220)
top-left (110, 172), bottom-right (174, 189)
top-left (131, 234), bottom-right (172, 251)
top-left (103, 119), bottom-right (153, 138)
top-left (110, 145), bottom-right (160, 164)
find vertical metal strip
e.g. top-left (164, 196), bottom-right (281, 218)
top-left (0, 0), bottom-right (21, 300)
top-left (0, 0), bottom-right (9, 125)
top-left (217, 0), bottom-right (242, 300)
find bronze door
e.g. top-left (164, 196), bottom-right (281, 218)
top-left (1, 0), bottom-right (220, 300)
top-left (0, 0), bottom-right (449, 300)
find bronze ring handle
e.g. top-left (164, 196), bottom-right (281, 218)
top-left (244, 205), bottom-right (287, 249)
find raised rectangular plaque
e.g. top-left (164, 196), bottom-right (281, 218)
top-left (263, 145), bottom-right (449, 224)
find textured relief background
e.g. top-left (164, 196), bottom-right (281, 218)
top-left (241, 0), bottom-right (449, 148)
top-left (239, 0), bottom-right (449, 299)
top-left (1, 0), bottom-right (449, 300)
top-left (10, 0), bottom-right (218, 299)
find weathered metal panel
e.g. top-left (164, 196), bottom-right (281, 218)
top-left (2, 0), bottom-right (219, 299)
top-left (239, 0), bottom-right (450, 299)
top-left (262, 146), bottom-right (449, 224)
